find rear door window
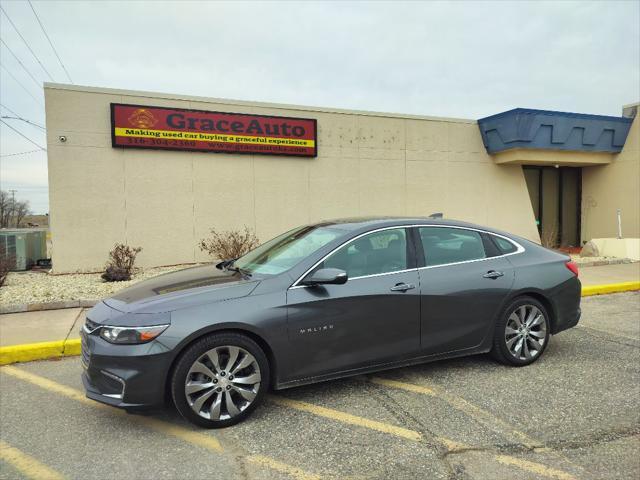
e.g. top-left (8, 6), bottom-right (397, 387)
top-left (418, 227), bottom-right (486, 267)
top-left (491, 235), bottom-right (518, 254)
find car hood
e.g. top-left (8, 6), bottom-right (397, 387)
top-left (103, 264), bottom-right (260, 314)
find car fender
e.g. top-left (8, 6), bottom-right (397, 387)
top-left (163, 290), bottom-right (290, 386)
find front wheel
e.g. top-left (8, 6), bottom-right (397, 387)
top-left (491, 297), bottom-right (550, 366)
top-left (171, 332), bottom-right (269, 428)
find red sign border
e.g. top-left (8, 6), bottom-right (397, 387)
top-left (110, 103), bottom-right (318, 158)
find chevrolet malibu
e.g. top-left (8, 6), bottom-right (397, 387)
top-left (81, 217), bottom-right (581, 428)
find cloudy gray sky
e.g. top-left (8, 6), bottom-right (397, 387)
top-left (1, 0), bottom-right (639, 213)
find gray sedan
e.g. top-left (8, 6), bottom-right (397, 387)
top-left (81, 217), bottom-right (581, 428)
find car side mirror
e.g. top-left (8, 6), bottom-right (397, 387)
top-left (302, 268), bottom-right (348, 286)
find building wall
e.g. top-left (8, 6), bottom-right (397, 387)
top-left (582, 113), bottom-right (640, 241)
top-left (45, 84), bottom-right (539, 272)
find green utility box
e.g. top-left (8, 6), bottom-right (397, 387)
top-left (0, 229), bottom-right (48, 271)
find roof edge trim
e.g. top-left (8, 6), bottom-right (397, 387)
top-left (43, 82), bottom-right (476, 124)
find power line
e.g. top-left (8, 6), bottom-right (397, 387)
top-left (0, 103), bottom-right (26, 118)
top-left (0, 102), bottom-right (44, 126)
top-left (0, 102), bottom-right (45, 132)
top-left (0, 149), bottom-right (41, 157)
top-left (0, 118), bottom-right (46, 150)
top-left (28, 0), bottom-right (72, 84)
top-left (1, 116), bottom-right (46, 130)
top-left (0, 37), bottom-right (42, 88)
top-left (0, 4), bottom-right (54, 81)
top-left (0, 63), bottom-right (44, 108)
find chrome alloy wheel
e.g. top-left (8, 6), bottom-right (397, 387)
top-left (185, 346), bottom-right (261, 421)
top-left (505, 305), bottom-right (547, 361)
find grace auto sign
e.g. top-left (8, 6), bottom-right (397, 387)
top-left (111, 103), bottom-right (317, 157)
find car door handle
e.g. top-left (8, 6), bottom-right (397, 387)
top-left (390, 283), bottom-right (415, 292)
top-left (483, 270), bottom-right (504, 279)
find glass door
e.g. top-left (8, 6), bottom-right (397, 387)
top-left (523, 166), bottom-right (581, 248)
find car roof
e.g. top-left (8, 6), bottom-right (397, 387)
top-left (313, 216), bottom-right (501, 233)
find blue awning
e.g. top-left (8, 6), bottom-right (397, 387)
top-left (478, 108), bottom-right (633, 154)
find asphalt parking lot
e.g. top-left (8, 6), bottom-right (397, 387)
top-left (1, 292), bottom-right (639, 480)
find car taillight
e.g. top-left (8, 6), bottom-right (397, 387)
top-left (565, 261), bottom-right (579, 277)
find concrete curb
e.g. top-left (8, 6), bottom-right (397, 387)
top-left (0, 339), bottom-right (81, 366)
top-left (581, 281), bottom-right (640, 297)
top-left (0, 300), bottom-right (99, 315)
top-left (576, 258), bottom-right (633, 267)
top-left (0, 283), bottom-right (638, 366)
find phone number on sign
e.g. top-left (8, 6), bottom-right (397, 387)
top-left (123, 137), bottom-right (198, 147)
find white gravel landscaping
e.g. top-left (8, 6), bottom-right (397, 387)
top-left (0, 255), bottom-right (633, 308)
top-left (0, 264), bottom-right (203, 307)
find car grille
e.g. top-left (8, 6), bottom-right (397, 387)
top-left (81, 332), bottom-right (90, 369)
top-left (81, 317), bottom-right (99, 369)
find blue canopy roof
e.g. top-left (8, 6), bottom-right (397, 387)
top-left (477, 108), bottom-right (633, 154)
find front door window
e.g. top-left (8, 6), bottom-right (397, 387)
top-left (320, 228), bottom-right (408, 278)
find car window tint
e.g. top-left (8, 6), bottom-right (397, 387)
top-left (492, 235), bottom-right (518, 254)
top-left (419, 227), bottom-right (486, 267)
top-left (322, 228), bottom-right (408, 278)
top-left (481, 233), bottom-right (502, 257)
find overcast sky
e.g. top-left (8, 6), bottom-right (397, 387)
top-left (1, 0), bottom-right (639, 214)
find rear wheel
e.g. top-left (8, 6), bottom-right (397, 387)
top-left (171, 332), bottom-right (269, 428)
top-left (491, 297), bottom-right (550, 366)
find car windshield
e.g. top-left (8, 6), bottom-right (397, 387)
top-left (233, 225), bottom-right (345, 275)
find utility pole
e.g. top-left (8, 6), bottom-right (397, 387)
top-left (9, 190), bottom-right (17, 228)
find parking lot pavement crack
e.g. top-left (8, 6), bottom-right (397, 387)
top-left (361, 381), bottom-right (462, 479)
top-left (61, 308), bottom-right (85, 355)
top-left (363, 381), bottom-right (445, 447)
top-left (543, 425), bottom-right (640, 451)
top-left (575, 326), bottom-right (640, 348)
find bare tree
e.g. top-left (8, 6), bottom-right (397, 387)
top-left (0, 191), bottom-right (10, 228)
top-left (13, 200), bottom-right (31, 227)
top-left (0, 190), bottom-right (32, 227)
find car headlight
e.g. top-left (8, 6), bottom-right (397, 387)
top-left (99, 324), bottom-right (169, 344)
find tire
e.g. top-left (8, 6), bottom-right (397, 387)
top-left (171, 332), bottom-right (270, 428)
top-left (491, 296), bottom-right (551, 366)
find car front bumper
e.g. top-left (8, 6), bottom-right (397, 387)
top-left (80, 328), bottom-right (174, 410)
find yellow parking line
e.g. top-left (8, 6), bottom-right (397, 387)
top-left (1, 366), bottom-right (321, 480)
top-left (269, 393), bottom-right (577, 479)
top-left (0, 440), bottom-right (66, 480)
top-left (1, 365), bottom-right (223, 452)
top-left (495, 454), bottom-right (576, 480)
top-left (246, 454), bottom-right (323, 480)
top-left (370, 377), bottom-right (579, 480)
top-left (371, 377), bottom-right (539, 448)
top-left (269, 395), bottom-right (423, 441)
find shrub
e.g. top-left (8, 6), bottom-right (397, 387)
top-left (541, 224), bottom-right (559, 249)
top-left (0, 244), bottom-right (14, 288)
top-left (198, 226), bottom-right (259, 260)
top-left (102, 243), bottom-right (142, 282)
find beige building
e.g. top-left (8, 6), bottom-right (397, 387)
top-left (44, 83), bottom-right (639, 272)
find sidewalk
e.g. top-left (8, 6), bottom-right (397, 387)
top-left (579, 262), bottom-right (640, 285)
top-left (0, 307), bottom-right (86, 348)
top-left (0, 263), bottom-right (638, 351)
